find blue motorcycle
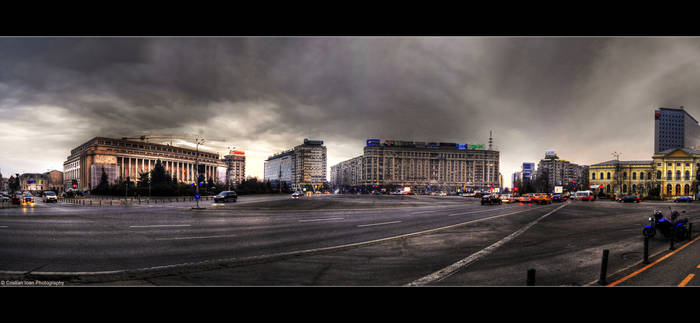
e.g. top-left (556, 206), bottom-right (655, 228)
top-left (643, 208), bottom-right (689, 240)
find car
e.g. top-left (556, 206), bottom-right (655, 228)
top-left (618, 195), bottom-right (640, 203)
top-left (481, 194), bottom-right (502, 205)
top-left (518, 195), bottom-right (532, 203)
top-left (21, 193), bottom-right (35, 206)
top-left (552, 194), bottom-right (564, 202)
top-left (532, 194), bottom-right (552, 205)
top-left (674, 196), bottom-right (694, 203)
top-left (291, 191), bottom-right (304, 199)
top-left (213, 191), bottom-right (237, 203)
top-left (499, 194), bottom-right (514, 203)
top-left (42, 191), bottom-right (58, 203)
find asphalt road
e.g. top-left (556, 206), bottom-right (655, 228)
top-left (1, 195), bottom-right (698, 286)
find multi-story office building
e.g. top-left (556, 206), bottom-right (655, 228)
top-left (331, 156), bottom-right (363, 189)
top-left (522, 162), bottom-right (535, 181)
top-left (535, 151), bottom-right (588, 192)
top-left (654, 106), bottom-right (700, 153)
top-left (264, 139), bottom-right (327, 190)
top-left (63, 137), bottom-right (225, 191)
top-left (512, 171), bottom-right (522, 188)
top-left (333, 139), bottom-right (499, 192)
top-left (222, 150), bottom-right (246, 188)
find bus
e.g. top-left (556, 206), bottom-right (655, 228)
top-left (575, 190), bottom-right (595, 201)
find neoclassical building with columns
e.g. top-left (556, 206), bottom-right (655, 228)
top-left (63, 137), bottom-right (226, 191)
top-left (589, 147), bottom-right (700, 200)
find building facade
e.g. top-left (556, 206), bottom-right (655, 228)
top-left (222, 150), bottom-right (246, 188)
top-left (654, 106), bottom-right (700, 153)
top-left (535, 151), bottom-right (589, 192)
top-left (332, 139), bottom-right (499, 192)
top-left (63, 137), bottom-right (225, 191)
top-left (331, 156), bottom-right (363, 189)
top-left (264, 139), bottom-right (327, 190)
top-left (589, 160), bottom-right (655, 197)
top-left (589, 148), bottom-right (700, 199)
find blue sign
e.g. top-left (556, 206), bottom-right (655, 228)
top-left (366, 139), bottom-right (380, 147)
top-left (457, 144), bottom-right (467, 150)
top-left (194, 193), bottom-right (201, 200)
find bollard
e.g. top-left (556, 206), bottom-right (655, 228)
top-left (643, 237), bottom-right (649, 264)
top-left (670, 226), bottom-right (676, 250)
top-left (598, 249), bottom-right (609, 286)
top-left (526, 269), bottom-right (536, 286)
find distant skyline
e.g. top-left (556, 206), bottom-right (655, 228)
top-left (3, 37), bottom-right (700, 187)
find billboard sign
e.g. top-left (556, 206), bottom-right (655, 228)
top-left (468, 144), bottom-right (484, 149)
top-left (366, 139), bottom-right (380, 147)
top-left (457, 144), bottom-right (467, 150)
top-left (554, 186), bottom-right (563, 193)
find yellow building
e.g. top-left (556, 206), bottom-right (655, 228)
top-left (652, 148), bottom-right (700, 199)
top-left (589, 148), bottom-right (700, 200)
top-left (589, 160), bottom-right (654, 197)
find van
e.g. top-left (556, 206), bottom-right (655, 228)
top-left (575, 190), bottom-right (595, 201)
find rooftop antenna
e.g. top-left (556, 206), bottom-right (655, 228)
top-left (488, 130), bottom-right (493, 150)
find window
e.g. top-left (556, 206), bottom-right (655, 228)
top-left (676, 170), bottom-right (681, 180)
top-left (667, 184), bottom-right (673, 195)
top-left (592, 173), bottom-right (596, 180)
top-left (632, 172), bottom-right (637, 180)
top-left (685, 171), bottom-right (690, 180)
top-left (623, 184), bottom-right (627, 193)
top-left (600, 172), bottom-right (604, 180)
top-left (685, 184), bottom-right (690, 195)
top-left (607, 172), bottom-right (611, 180)
top-left (667, 170), bottom-right (672, 180)
top-left (657, 171), bottom-right (662, 179)
top-left (640, 172), bottom-right (644, 180)
top-left (677, 162), bottom-right (681, 167)
top-left (623, 172), bottom-right (627, 180)
top-left (676, 184), bottom-right (682, 196)
top-left (686, 163), bottom-right (690, 167)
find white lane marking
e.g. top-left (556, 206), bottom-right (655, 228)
top-left (129, 224), bottom-right (192, 228)
top-left (447, 205), bottom-right (521, 216)
top-left (0, 225), bottom-right (7, 228)
top-left (299, 217), bottom-right (344, 223)
top-left (358, 220), bottom-right (402, 227)
top-left (410, 210), bottom-right (443, 214)
top-left (407, 203), bottom-right (568, 286)
top-left (155, 234), bottom-right (237, 241)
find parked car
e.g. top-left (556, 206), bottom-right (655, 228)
top-left (674, 196), bottom-right (694, 203)
top-left (291, 191), bottom-right (304, 199)
top-left (213, 191), bottom-right (237, 203)
top-left (0, 193), bottom-right (10, 202)
top-left (618, 195), bottom-right (641, 203)
top-left (42, 191), bottom-right (58, 203)
top-left (481, 194), bottom-right (502, 205)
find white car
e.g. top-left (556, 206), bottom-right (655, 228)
top-left (291, 191), bottom-right (303, 199)
top-left (43, 191), bottom-right (58, 203)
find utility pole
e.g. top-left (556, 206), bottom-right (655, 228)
top-left (194, 137), bottom-right (205, 209)
top-left (612, 151), bottom-right (621, 197)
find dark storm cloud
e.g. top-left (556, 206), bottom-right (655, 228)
top-left (4, 37), bottom-right (700, 181)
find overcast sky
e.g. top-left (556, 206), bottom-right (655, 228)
top-left (2, 36), bottom-right (700, 187)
